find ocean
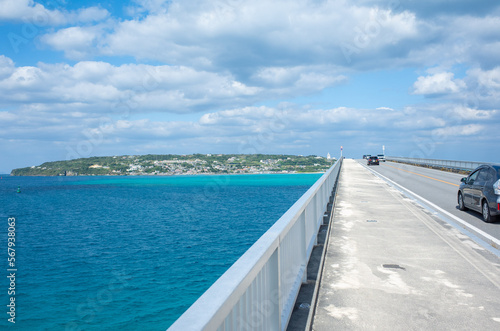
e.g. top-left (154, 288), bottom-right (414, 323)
top-left (0, 173), bottom-right (321, 330)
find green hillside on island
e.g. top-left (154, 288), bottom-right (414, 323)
top-left (11, 154), bottom-right (336, 176)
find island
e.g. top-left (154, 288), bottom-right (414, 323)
top-left (10, 154), bottom-right (336, 176)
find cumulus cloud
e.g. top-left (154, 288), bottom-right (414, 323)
top-left (40, 26), bottom-right (105, 59)
top-left (30, 0), bottom-right (500, 80)
top-left (448, 105), bottom-right (496, 120)
top-left (0, 57), bottom-right (348, 115)
top-left (37, 0), bottom-right (420, 72)
top-left (249, 65), bottom-right (347, 95)
top-left (0, 59), bottom-right (246, 112)
top-left (21, 0), bottom-right (498, 81)
top-left (432, 124), bottom-right (484, 137)
top-left (0, 0), bottom-right (65, 24)
top-left (412, 67), bottom-right (500, 110)
top-left (5, 102), bottom-right (496, 156)
top-left (469, 67), bottom-right (500, 89)
top-left (198, 105), bottom-right (468, 136)
top-left (412, 72), bottom-right (465, 95)
top-left (0, 55), bottom-right (15, 79)
top-left (8, 0), bottom-right (500, 74)
top-left (75, 6), bottom-right (110, 22)
top-left (0, 0), bottom-right (109, 25)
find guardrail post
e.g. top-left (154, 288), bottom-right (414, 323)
top-left (270, 248), bottom-right (280, 331)
top-left (301, 210), bottom-right (307, 284)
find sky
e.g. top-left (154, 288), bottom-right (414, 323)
top-left (1, 0), bottom-right (500, 173)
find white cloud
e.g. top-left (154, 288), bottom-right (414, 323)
top-left (0, 104), bottom-right (441, 143)
top-left (40, 25), bottom-right (109, 60)
top-left (75, 7), bottom-right (110, 23)
top-left (0, 57), bottom-right (348, 115)
top-left (449, 105), bottom-right (496, 121)
top-left (0, 55), bottom-right (15, 79)
top-left (199, 106), bottom-right (279, 126)
top-left (0, 59), bottom-right (248, 112)
top-left (38, 0), bottom-right (419, 71)
top-left (199, 105), bottom-right (423, 134)
top-left (0, 0), bottom-right (109, 25)
top-left (412, 72), bottom-right (465, 95)
top-left (469, 67), bottom-right (500, 90)
top-left (8, 0), bottom-right (500, 74)
top-left (5, 66), bottom-right (43, 89)
top-left (415, 67), bottom-right (500, 110)
top-left (6, 98), bottom-right (493, 154)
top-left (250, 65), bottom-right (347, 94)
top-left (0, 0), bottom-right (64, 24)
top-left (432, 124), bottom-right (484, 137)
top-left (0, 111), bottom-right (17, 121)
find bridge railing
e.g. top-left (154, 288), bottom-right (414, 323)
top-left (168, 158), bottom-right (343, 331)
top-left (385, 156), bottom-right (492, 172)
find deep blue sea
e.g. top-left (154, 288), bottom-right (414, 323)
top-left (0, 173), bottom-right (321, 330)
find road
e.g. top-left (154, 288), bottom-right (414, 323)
top-left (357, 160), bottom-right (500, 252)
top-left (313, 159), bottom-right (500, 330)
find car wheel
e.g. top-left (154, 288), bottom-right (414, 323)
top-left (458, 192), bottom-right (467, 211)
top-left (482, 200), bottom-right (492, 223)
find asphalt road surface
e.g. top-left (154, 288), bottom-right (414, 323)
top-left (313, 159), bottom-right (500, 330)
top-left (358, 160), bottom-right (500, 253)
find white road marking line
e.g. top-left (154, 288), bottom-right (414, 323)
top-left (362, 163), bottom-right (500, 249)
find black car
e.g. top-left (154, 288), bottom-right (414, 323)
top-left (367, 156), bottom-right (379, 165)
top-left (458, 164), bottom-right (500, 223)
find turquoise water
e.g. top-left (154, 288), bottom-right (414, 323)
top-left (0, 173), bottom-right (321, 330)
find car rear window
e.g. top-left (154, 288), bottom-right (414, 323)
top-left (495, 166), bottom-right (500, 179)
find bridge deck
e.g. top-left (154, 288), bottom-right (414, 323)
top-left (312, 159), bottom-right (500, 330)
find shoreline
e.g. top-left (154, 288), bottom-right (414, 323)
top-left (10, 154), bottom-right (336, 177)
top-left (8, 171), bottom-right (327, 178)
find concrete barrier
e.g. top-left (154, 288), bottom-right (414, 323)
top-left (385, 156), bottom-right (493, 172)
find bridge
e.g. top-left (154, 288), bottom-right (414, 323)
top-left (168, 157), bottom-right (500, 330)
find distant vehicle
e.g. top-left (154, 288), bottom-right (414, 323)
top-left (364, 154), bottom-right (371, 160)
top-left (377, 154), bottom-right (386, 162)
top-left (458, 164), bottom-right (500, 223)
top-left (363, 155), bottom-right (367, 159)
top-left (367, 156), bottom-right (379, 166)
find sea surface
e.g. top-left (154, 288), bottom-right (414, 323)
top-left (0, 173), bottom-right (322, 330)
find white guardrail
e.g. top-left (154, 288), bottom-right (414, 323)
top-left (385, 156), bottom-right (492, 172)
top-left (168, 158), bottom-right (343, 331)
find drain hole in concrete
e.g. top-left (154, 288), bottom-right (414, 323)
top-left (383, 264), bottom-right (405, 270)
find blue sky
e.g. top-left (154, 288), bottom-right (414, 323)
top-left (1, 0), bottom-right (500, 173)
